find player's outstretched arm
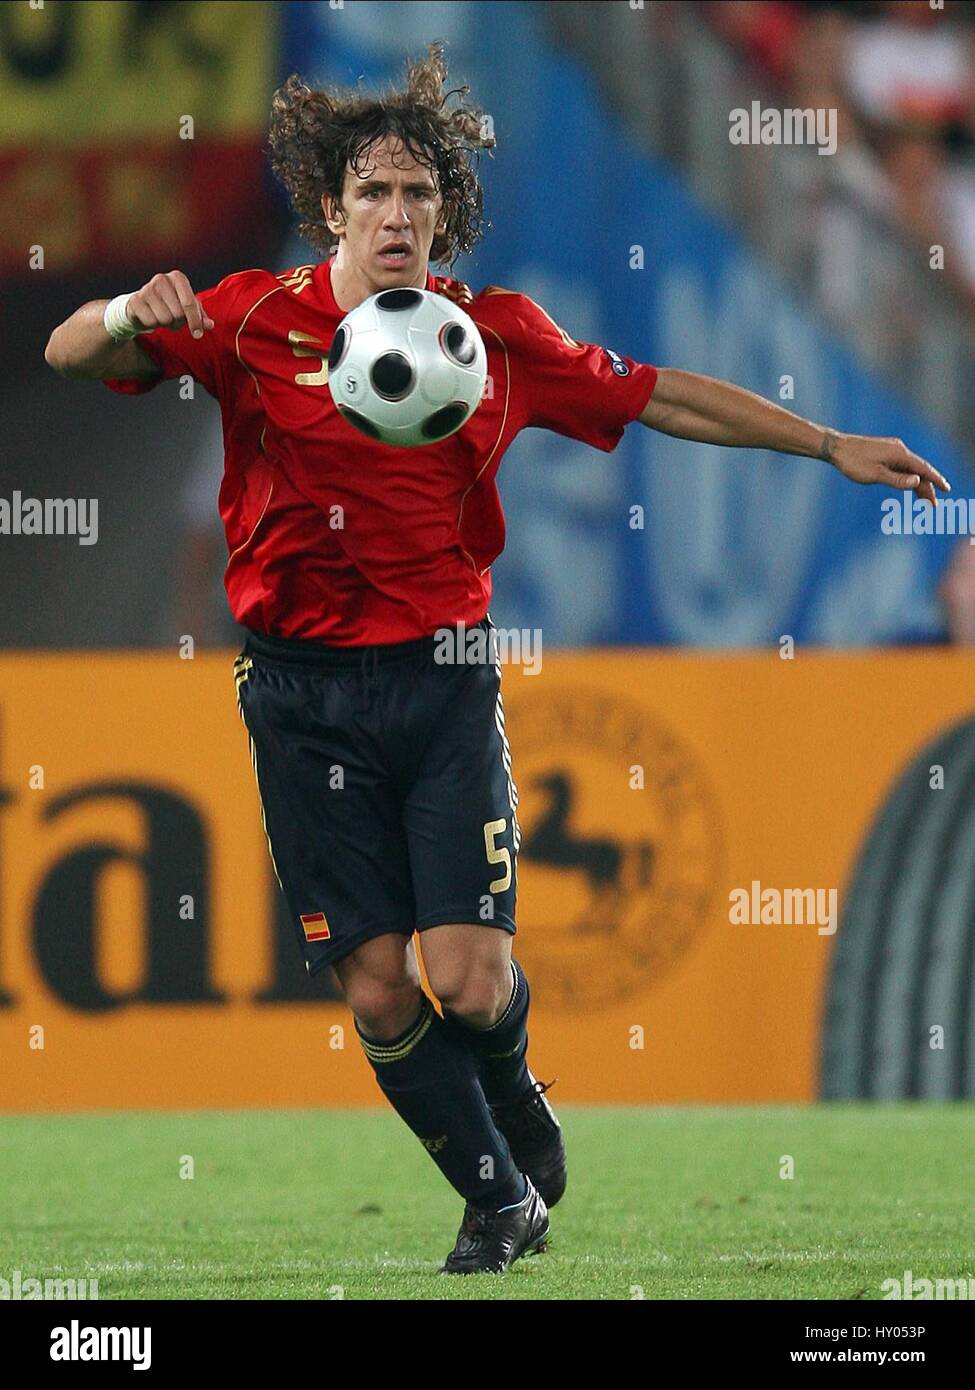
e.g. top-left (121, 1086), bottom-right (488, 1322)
top-left (44, 270), bottom-right (214, 381)
top-left (639, 367), bottom-right (950, 505)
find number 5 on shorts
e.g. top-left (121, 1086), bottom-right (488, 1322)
top-left (483, 818), bottom-right (511, 893)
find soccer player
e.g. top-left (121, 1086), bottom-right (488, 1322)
top-left (45, 43), bottom-right (949, 1275)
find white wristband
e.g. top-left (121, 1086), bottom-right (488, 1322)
top-left (103, 293), bottom-right (140, 343)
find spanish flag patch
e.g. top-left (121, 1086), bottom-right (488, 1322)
top-left (300, 911), bottom-right (330, 942)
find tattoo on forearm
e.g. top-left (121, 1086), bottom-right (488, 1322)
top-left (819, 430), bottom-right (839, 463)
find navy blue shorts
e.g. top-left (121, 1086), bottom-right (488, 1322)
top-left (233, 616), bottom-right (521, 976)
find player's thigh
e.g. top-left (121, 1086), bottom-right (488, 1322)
top-left (234, 651), bottom-right (416, 975)
top-left (404, 654), bottom-right (520, 936)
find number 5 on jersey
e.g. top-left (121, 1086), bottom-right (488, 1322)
top-left (289, 329), bottom-right (328, 386)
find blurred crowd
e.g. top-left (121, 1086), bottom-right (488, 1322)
top-left (705, 0), bottom-right (975, 644)
top-left (706, 0), bottom-right (975, 307)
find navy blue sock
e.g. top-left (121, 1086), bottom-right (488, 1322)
top-left (356, 995), bottom-right (527, 1210)
top-left (443, 959), bottom-right (533, 1107)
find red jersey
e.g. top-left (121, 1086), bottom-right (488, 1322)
top-left (106, 260), bottom-right (657, 644)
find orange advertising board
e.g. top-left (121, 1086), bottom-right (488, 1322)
top-left (0, 648), bottom-right (972, 1110)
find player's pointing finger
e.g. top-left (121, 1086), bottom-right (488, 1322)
top-left (896, 443), bottom-right (950, 493)
top-left (168, 270), bottom-right (207, 339)
top-left (182, 293), bottom-right (207, 339)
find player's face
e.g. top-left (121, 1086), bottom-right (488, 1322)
top-left (323, 136), bottom-right (445, 295)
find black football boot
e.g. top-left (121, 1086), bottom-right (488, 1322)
top-left (441, 1178), bottom-right (550, 1274)
top-left (490, 1077), bottom-right (567, 1207)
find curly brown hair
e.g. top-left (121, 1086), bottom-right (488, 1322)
top-left (268, 40), bottom-right (496, 271)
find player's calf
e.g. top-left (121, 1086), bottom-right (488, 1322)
top-left (439, 957), bottom-right (568, 1207)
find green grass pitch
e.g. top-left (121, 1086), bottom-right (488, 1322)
top-left (1, 1105), bottom-right (972, 1300)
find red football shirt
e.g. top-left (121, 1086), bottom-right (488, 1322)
top-left (106, 260), bottom-right (657, 644)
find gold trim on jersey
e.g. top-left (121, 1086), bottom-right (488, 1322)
top-left (454, 321), bottom-right (511, 577)
top-left (482, 285), bottom-right (581, 349)
top-left (277, 264), bottom-right (316, 296)
top-left (433, 277), bottom-right (474, 307)
top-left (234, 285), bottom-right (286, 395)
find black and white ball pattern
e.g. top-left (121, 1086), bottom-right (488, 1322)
top-left (327, 287), bottom-right (488, 447)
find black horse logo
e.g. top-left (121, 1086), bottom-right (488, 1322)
top-left (522, 771), bottom-right (654, 934)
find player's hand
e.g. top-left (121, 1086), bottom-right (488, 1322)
top-left (127, 271), bottom-right (215, 340)
top-left (827, 431), bottom-right (950, 506)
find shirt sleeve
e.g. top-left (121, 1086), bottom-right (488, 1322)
top-left (502, 292), bottom-right (658, 452)
top-left (102, 271), bottom-right (260, 400)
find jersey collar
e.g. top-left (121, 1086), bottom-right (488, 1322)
top-left (319, 255), bottom-right (436, 317)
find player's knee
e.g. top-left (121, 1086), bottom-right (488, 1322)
top-left (432, 964), bottom-right (510, 1029)
top-left (345, 976), bottom-right (422, 1041)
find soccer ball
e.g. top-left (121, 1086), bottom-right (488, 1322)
top-left (327, 287), bottom-right (488, 447)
